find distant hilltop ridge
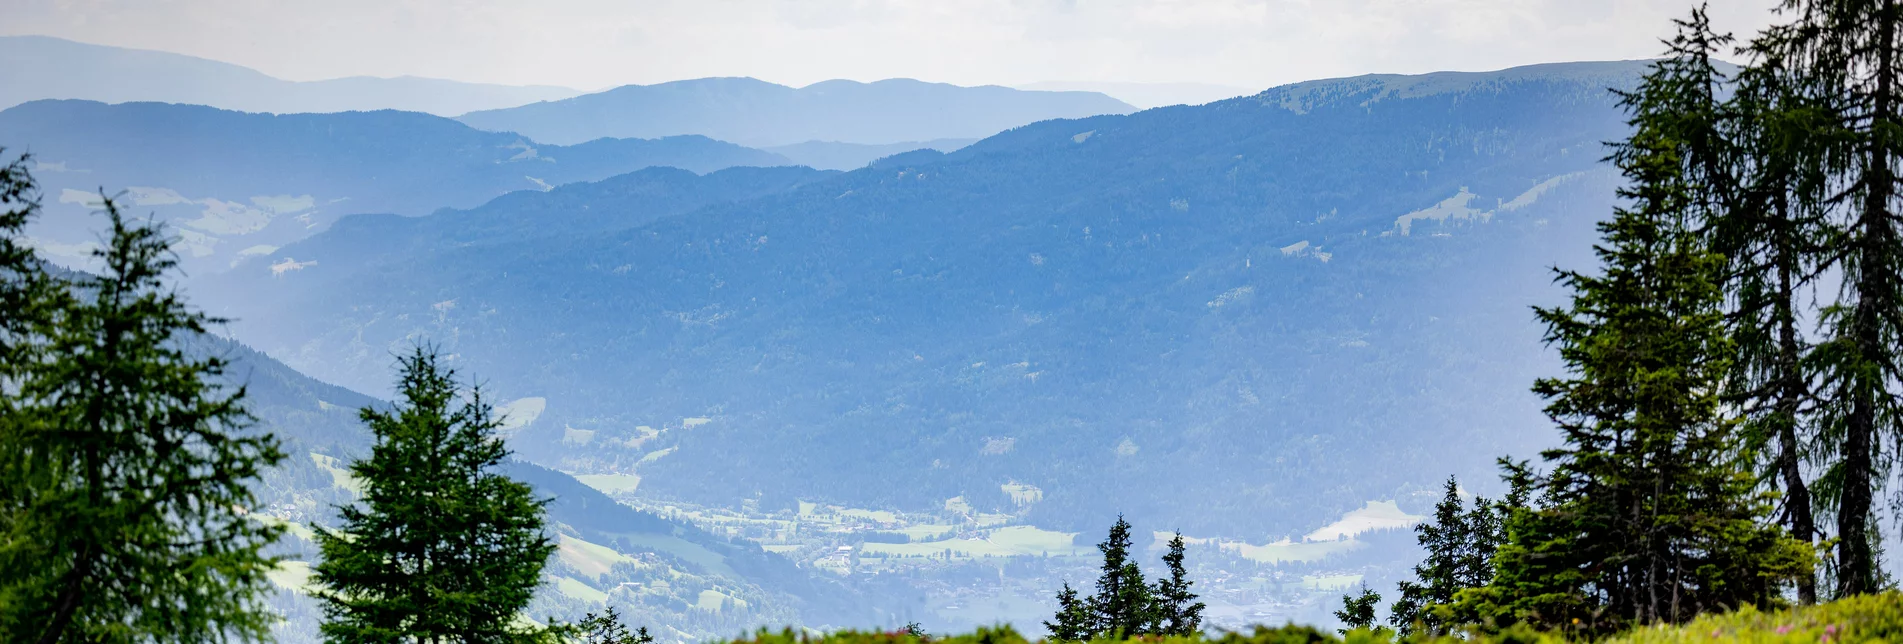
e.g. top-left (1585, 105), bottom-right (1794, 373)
top-left (0, 35), bottom-right (583, 116)
top-left (455, 76), bottom-right (1135, 147)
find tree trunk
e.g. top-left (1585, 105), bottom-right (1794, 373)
top-left (1838, 0), bottom-right (1898, 599)
top-left (1773, 217), bottom-right (1818, 604)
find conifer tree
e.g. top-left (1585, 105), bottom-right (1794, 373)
top-left (1086, 515), bottom-right (1153, 638)
top-left (1044, 583), bottom-right (1092, 641)
top-left (1744, 0), bottom-right (1903, 597)
top-left (0, 151), bottom-right (56, 374)
top-left (577, 607), bottom-right (654, 644)
top-left (312, 347), bottom-right (557, 643)
top-left (1334, 584), bottom-right (1381, 635)
top-left (0, 192), bottom-right (287, 643)
top-left (1150, 532), bottom-right (1204, 636)
top-left (1388, 478), bottom-right (1467, 635)
top-left (1457, 40), bottom-right (1810, 631)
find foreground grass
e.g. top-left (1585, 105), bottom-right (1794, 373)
top-left (723, 593), bottom-right (1900, 644)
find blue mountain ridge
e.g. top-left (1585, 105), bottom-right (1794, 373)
top-left (0, 99), bottom-right (791, 272)
top-left (457, 77), bottom-right (1135, 147)
top-left (205, 60), bottom-right (1651, 541)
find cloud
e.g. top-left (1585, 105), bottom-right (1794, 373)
top-left (3, 0), bottom-right (1781, 90)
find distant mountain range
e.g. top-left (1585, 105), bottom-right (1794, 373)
top-left (0, 35), bottom-right (583, 116)
top-left (763, 138), bottom-right (979, 171)
top-left (203, 60), bottom-right (1650, 541)
top-left (0, 99), bottom-right (791, 271)
top-left (1016, 81), bottom-right (1256, 109)
top-left (456, 77), bottom-right (1135, 147)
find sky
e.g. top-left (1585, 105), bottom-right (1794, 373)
top-left (5, 0), bottom-right (1783, 91)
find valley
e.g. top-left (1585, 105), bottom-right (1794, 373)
top-left (15, 28), bottom-right (1879, 641)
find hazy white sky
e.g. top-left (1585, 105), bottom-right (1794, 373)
top-left (4, 0), bottom-right (1782, 91)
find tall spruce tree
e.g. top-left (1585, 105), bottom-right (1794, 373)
top-left (1745, 0), bottom-right (1903, 597)
top-left (1086, 515), bottom-right (1153, 638)
top-left (1389, 478), bottom-right (1469, 635)
top-left (312, 348), bottom-right (557, 643)
top-left (1458, 40), bottom-right (1809, 632)
top-left (0, 192), bottom-right (287, 644)
top-left (1397, 467), bottom-right (1530, 635)
top-left (1150, 532), bottom-right (1204, 636)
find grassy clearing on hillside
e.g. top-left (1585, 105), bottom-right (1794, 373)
top-left (557, 534), bottom-right (636, 578)
top-left (309, 452), bottom-right (361, 493)
top-left (574, 473), bottom-right (643, 494)
top-left (1223, 538), bottom-right (1362, 564)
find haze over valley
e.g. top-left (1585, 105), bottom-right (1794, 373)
top-left (6, 2), bottom-right (1900, 642)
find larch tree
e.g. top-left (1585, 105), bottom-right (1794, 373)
top-left (1746, 0), bottom-right (1903, 597)
top-left (0, 188), bottom-right (286, 644)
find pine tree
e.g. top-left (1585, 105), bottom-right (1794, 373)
top-left (1086, 515), bottom-right (1153, 638)
top-left (1458, 36), bottom-right (1811, 631)
top-left (0, 193), bottom-right (287, 643)
top-left (577, 607), bottom-right (654, 644)
top-left (312, 347), bottom-right (557, 643)
top-left (1334, 584), bottom-right (1381, 635)
top-left (1150, 532), bottom-right (1204, 636)
top-left (1388, 478), bottom-right (1467, 635)
top-left (1745, 0), bottom-right (1903, 598)
top-left (1044, 583), bottom-right (1092, 641)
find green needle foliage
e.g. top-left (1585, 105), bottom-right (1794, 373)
top-left (312, 347), bottom-right (557, 643)
top-left (1389, 477), bottom-right (1506, 636)
top-left (1452, 23), bottom-right (1812, 632)
top-left (1152, 532), bottom-right (1205, 636)
top-left (1335, 584), bottom-right (1381, 635)
top-left (0, 176), bottom-right (287, 643)
top-left (1047, 517), bottom-right (1205, 640)
top-left (1044, 583), bottom-right (1092, 642)
top-left (576, 607), bottom-right (654, 644)
top-left (1745, 0), bottom-right (1903, 598)
top-left (1087, 516), bottom-right (1155, 638)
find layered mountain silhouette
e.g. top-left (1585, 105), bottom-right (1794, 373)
top-left (456, 77), bottom-right (1135, 147)
top-left (764, 138), bottom-right (978, 171)
top-left (0, 35), bottom-right (583, 115)
top-left (0, 99), bottom-right (790, 271)
top-left (204, 61), bottom-right (1649, 540)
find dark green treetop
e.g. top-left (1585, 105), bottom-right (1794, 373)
top-left (312, 347), bottom-right (557, 643)
top-left (1087, 515), bottom-right (1154, 638)
top-left (576, 607), bottom-right (655, 644)
top-left (1335, 584), bottom-right (1381, 635)
top-left (1043, 583), bottom-right (1091, 642)
top-left (1151, 532), bottom-right (1204, 636)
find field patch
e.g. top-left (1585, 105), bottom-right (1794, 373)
top-left (574, 473), bottom-right (642, 495)
top-left (558, 534), bottom-right (635, 579)
top-left (1224, 538), bottom-right (1364, 564)
top-left (1304, 500), bottom-right (1421, 541)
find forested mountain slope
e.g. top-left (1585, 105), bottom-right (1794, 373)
top-left (456, 77), bottom-right (1133, 147)
top-left (179, 330), bottom-right (877, 640)
top-left (210, 60), bottom-right (1647, 541)
top-left (0, 100), bottom-right (790, 271)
